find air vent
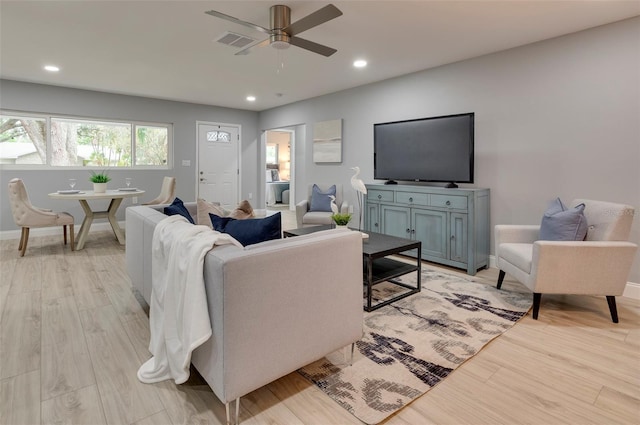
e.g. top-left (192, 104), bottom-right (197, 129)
top-left (215, 31), bottom-right (256, 48)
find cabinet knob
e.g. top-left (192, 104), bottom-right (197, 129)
top-left (409, 197), bottom-right (413, 202)
top-left (451, 235), bottom-right (455, 239)
top-left (446, 200), bottom-right (451, 206)
top-left (411, 229), bottom-right (416, 234)
top-left (378, 194), bottom-right (382, 199)
top-left (374, 223), bottom-right (379, 227)
top-left (406, 228), bottom-right (410, 233)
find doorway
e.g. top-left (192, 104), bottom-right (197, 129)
top-left (197, 122), bottom-right (240, 210)
top-left (264, 128), bottom-right (295, 211)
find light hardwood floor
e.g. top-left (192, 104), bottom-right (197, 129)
top-left (1, 209), bottom-right (638, 424)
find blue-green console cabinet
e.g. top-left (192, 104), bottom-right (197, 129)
top-left (364, 184), bottom-right (490, 275)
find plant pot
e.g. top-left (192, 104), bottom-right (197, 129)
top-left (93, 182), bottom-right (107, 193)
top-left (334, 224), bottom-right (349, 230)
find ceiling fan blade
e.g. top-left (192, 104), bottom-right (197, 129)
top-left (283, 4), bottom-right (342, 36)
top-left (205, 10), bottom-right (271, 35)
top-left (234, 38), bottom-right (270, 56)
top-left (289, 36), bottom-right (337, 57)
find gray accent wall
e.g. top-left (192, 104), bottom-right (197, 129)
top-left (0, 81), bottom-right (260, 231)
top-left (258, 17), bottom-right (640, 282)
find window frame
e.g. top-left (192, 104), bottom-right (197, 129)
top-left (0, 109), bottom-right (173, 170)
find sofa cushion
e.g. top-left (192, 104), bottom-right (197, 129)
top-left (499, 243), bottom-right (533, 274)
top-left (210, 212), bottom-right (282, 246)
top-left (164, 197), bottom-right (195, 224)
top-left (309, 184), bottom-right (336, 212)
top-left (197, 198), bottom-right (227, 228)
top-left (539, 197), bottom-right (588, 241)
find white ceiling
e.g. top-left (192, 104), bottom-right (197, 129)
top-left (1, 1), bottom-right (638, 111)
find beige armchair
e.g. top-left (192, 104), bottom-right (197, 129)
top-left (495, 199), bottom-right (637, 322)
top-left (144, 176), bottom-right (176, 205)
top-left (7, 178), bottom-right (75, 257)
top-left (295, 183), bottom-right (349, 228)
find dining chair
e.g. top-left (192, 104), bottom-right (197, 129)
top-left (144, 176), bottom-right (176, 205)
top-left (7, 178), bottom-right (75, 256)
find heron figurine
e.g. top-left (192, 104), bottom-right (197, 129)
top-left (350, 166), bottom-right (367, 231)
top-left (328, 195), bottom-right (340, 216)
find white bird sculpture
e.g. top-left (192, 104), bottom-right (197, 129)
top-left (350, 166), bottom-right (367, 195)
top-left (350, 166), bottom-right (367, 230)
top-left (328, 195), bottom-right (339, 215)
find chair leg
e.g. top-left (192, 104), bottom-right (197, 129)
top-left (20, 227), bottom-right (30, 257)
top-left (606, 296), bottom-right (619, 323)
top-left (497, 270), bottom-right (505, 289)
top-left (70, 224), bottom-right (75, 251)
top-left (532, 293), bottom-right (541, 320)
top-left (18, 227), bottom-right (26, 251)
top-left (63, 225), bottom-right (68, 245)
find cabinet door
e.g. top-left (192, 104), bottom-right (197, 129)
top-left (450, 212), bottom-right (468, 263)
top-left (412, 209), bottom-right (447, 260)
top-left (365, 202), bottom-right (380, 232)
top-left (381, 205), bottom-right (411, 239)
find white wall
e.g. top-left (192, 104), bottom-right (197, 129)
top-left (258, 17), bottom-right (640, 282)
top-left (0, 81), bottom-right (260, 230)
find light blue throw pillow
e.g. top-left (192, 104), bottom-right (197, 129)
top-left (539, 198), bottom-right (588, 241)
top-left (309, 184), bottom-right (336, 212)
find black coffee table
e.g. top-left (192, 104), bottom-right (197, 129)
top-left (283, 226), bottom-right (421, 311)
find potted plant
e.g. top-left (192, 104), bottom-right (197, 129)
top-left (89, 170), bottom-right (111, 193)
top-left (331, 213), bottom-right (352, 229)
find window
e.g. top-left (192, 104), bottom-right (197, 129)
top-left (0, 111), bottom-right (171, 168)
top-left (0, 114), bottom-right (46, 165)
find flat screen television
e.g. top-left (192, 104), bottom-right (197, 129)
top-left (374, 112), bottom-right (474, 188)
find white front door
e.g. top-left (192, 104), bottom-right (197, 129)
top-left (197, 123), bottom-right (239, 209)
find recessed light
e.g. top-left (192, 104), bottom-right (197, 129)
top-left (44, 65), bottom-right (60, 72)
top-left (246, 96), bottom-right (256, 102)
top-left (353, 60), bottom-right (367, 68)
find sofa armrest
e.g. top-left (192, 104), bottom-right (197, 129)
top-left (531, 241), bottom-right (638, 294)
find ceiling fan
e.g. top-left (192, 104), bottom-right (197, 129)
top-left (205, 4), bottom-right (342, 57)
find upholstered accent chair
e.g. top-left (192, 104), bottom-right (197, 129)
top-left (7, 178), bottom-right (75, 256)
top-left (295, 183), bottom-right (349, 228)
top-left (144, 176), bottom-right (176, 205)
top-left (495, 199), bottom-right (637, 322)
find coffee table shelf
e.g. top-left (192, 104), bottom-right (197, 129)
top-left (369, 258), bottom-right (419, 285)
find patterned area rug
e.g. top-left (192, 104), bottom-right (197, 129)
top-left (298, 268), bottom-right (532, 424)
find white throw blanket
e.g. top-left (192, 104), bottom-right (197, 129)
top-left (137, 215), bottom-right (242, 384)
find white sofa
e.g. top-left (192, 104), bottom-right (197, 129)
top-left (125, 202), bottom-right (363, 421)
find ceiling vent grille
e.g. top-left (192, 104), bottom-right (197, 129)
top-left (215, 31), bottom-right (256, 48)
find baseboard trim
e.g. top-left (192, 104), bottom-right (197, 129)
top-left (488, 255), bottom-right (639, 301)
top-left (0, 221), bottom-right (126, 240)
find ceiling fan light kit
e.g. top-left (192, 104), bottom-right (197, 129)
top-left (205, 4), bottom-right (342, 57)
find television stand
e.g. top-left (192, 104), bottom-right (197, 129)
top-left (384, 180), bottom-right (398, 185)
top-left (445, 182), bottom-right (459, 188)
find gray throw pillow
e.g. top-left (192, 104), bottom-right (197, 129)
top-left (539, 197), bottom-right (588, 241)
top-left (309, 184), bottom-right (336, 212)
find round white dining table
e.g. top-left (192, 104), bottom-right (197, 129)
top-left (48, 189), bottom-right (145, 250)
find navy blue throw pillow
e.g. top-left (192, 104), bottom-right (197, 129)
top-left (164, 197), bottom-right (195, 224)
top-left (210, 212), bottom-right (281, 246)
